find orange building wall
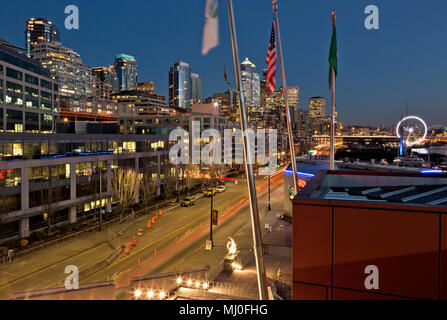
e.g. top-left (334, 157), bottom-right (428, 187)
top-left (293, 200), bottom-right (447, 300)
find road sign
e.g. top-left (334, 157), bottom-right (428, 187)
top-left (205, 240), bottom-right (213, 250)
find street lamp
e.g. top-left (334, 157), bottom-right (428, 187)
top-left (209, 161), bottom-right (214, 249)
top-left (268, 166), bottom-right (272, 211)
top-left (176, 164), bottom-right (180, 203)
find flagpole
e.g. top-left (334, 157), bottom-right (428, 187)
top-left (330, 11), bottom-right (336, 171)
top-left (273, 0), bottom-right (298, 193)
top-left (226, 0), bottom-right (269, 300)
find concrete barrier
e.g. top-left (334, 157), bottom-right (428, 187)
top-left (12, 281), bottom-right (116, 300)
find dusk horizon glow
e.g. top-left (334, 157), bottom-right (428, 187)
top-left (0, 0), bottom-right (446, 126)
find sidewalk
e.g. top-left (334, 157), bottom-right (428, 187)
top-left (0, 203), bottom-right (178, 299)
top-left (212, 216), bottom-right (292, 300)
top-left (165, 181), bottom-right (292, 300)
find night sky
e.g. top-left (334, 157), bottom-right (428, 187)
top-left (1, 0), bottom-right (446, 127)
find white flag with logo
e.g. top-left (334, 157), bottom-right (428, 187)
top-left (202, 0), bottom-right (219, 55)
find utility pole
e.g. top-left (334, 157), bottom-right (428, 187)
top-left (209, 160), bottom-right (214, 249)
top-left (273, 0), bottom-right (298, 192)
top-left (176, 164), bottom-right (180, 202)
top-left (227, 0), bottom-right (269, 300)
top-left (268, 166), bottom-right (271, 211)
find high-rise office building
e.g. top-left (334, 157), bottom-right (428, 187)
top-left (25, 18), bottom-right (60, 58)
top-left (92, 66), bottom-right (119, 100)
top-left (287, 86), bottom-right (299, 129)
top-left (137, 81), bottom-right (156, 95)
top-left (114, 54), bottom-right (138, 92)
top-left (308, 97), bottom-right (326, 120)
top-left (191, 73), bottom-right (202, 105)
top-left (0, 41), bottom-right (59, 133)
top-left (240, 58), bottom-right (260, 107)
top-left (31, 41), bottom-right (91, 98)
top-left (169, 61), bottom-right (192, 109)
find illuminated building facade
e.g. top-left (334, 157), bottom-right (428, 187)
top-left (92, 66), bottom-right (119, 100)
top-left (191, 73), bottom-right (202, 105)
top-left (0, 133), bottom-right (174, 242)
top-left (31, 41), bottom-right (91, 98)
top-left (169, 61), bottom-right (192, 109)
top-left (240, 58), bottom-right (260, 108)
top-left (308, 97), bottom-right (326, 120)
top-left (0, 42), bottom-right (58, 133)
top-left (59, 96), bottom-right (119, 122)
top-left (25, 18), bottom-right (60, 58)
top-left (137, 81), bottom-right (156, 95)
top-left (114, 54), bottom-right (138, 91)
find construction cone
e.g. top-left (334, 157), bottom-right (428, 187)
top-left (147, 220), bottom-right (151, 230)
top-left (138, 257), bottom-right (141, 266)
top-left (154, 249), bottom-right (157, 256)
top-left (131, 236), bottom-right (136, 247)
top-left (124, 244), bottom-right (130, 256)
top-left (155, 212), bottom-right (159, 220)
top-left (152, 216), bottom-right (156, 224)
top-left (159, 210), bottom-right (162, 217)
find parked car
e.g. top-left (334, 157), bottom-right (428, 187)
top-left (204, 188), bottom-right (217, 197)
top-left (181, 197), bottom-right (195, 207)
top-left (216, 185), bottom-right (226, 193)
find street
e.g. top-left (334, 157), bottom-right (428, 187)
top-left (0, 168), bottom-right (285, 299)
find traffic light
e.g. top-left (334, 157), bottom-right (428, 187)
top-left (212, 209), bottom-right (218, 226)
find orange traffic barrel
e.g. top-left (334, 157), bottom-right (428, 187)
top-left (131, 236), bottom-right (136, 247)
top-left (147, 220), bottom-right (151, 230)
top-left (124, 244), bottom-right (130, 255)
top-left (152, 216), bottom-right (156, 224)
top-left (159, 210), bottom-right (163, 217)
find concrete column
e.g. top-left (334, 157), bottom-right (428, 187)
top-left (20, 167), bottom-right (29, 213)
top-left (2, 108), bottom-right (6, 133)
top-left (69, 206), bottom-right (77, 224)
top-left (106, 160), bottom-right (112, 213)
top-left (156, 154), bottom-right (161, 197)
top-left (20, 218), bottom-right (29, 239)
top-left (134, 157), bottom-right (139, 203)
top-left (70, 162), bottom-right (76, 200)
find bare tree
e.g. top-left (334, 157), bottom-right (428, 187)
top-left (140, 171), bottom-right (156, 213)
top-left (44, 168), bottom-right (55, 237)
top-left (112, 167), bottom-right (138, 219)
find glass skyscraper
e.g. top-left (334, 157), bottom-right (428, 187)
top-left (169, 61), bottom-right (192, 109)
top-left (114, 54), bottom-right (138, 92)
top-left (240, 58), bottom-right (260, 107)
top-left (92, 66), bottom-right (119, 100)
top-left (31, 41), bottom-right (91, 98)
top-left (308, 96), bottom-right (326, 120)
top-left (191, 73), bottom-right (202, 105)
top-left (25, 18), bottom-right (60, 58)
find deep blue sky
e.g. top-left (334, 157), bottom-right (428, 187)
top-left (1, 0), bottom-right (446, 126)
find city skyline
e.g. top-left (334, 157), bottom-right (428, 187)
top-left (0, 0), bottom-right (447, 303)
top-left (0, 0), bottom-right (446, 126)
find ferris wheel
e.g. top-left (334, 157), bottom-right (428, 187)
top-left (396, 116), bottom-right (427, 147)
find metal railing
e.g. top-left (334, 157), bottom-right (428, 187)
top-left (207, 281), bottom-right (245, 298)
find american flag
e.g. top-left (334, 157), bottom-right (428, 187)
top-left (266, 22), bottom-right (276, 93)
